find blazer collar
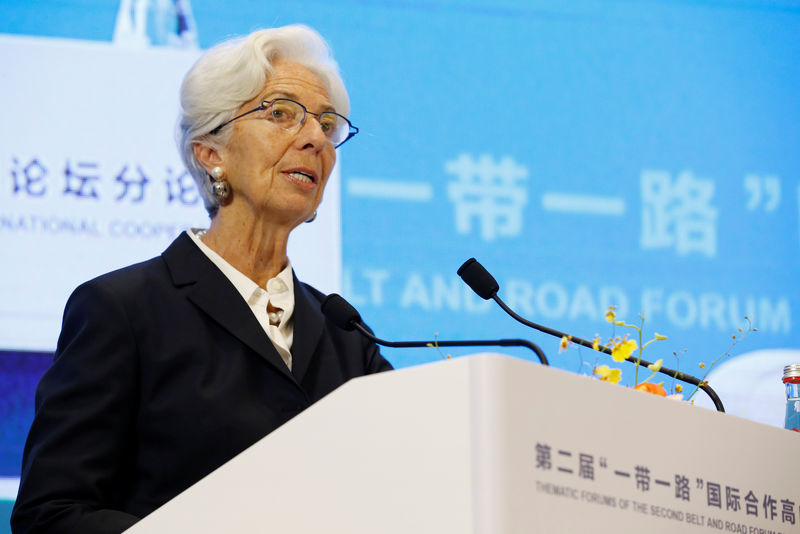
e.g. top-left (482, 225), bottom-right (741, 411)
top-left (161, 233), bottom-right (300, 382)
top-left (290, 277), bottom-right (324, 383)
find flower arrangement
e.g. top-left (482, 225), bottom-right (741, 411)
top-left (427, 306), bottom-right (755, 405)
top-left (559, 306), bottom-right (756, 401)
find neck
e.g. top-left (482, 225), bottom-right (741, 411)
top-left (201, 211), bottom-right (292, 287)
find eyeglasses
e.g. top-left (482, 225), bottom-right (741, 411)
top-left (208, 98), bottom-right (358, 148)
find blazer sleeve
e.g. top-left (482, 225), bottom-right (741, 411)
top-left (361, 323), bottom-right (394, 374)
top-left (11, 281), bottom-right (141, 534)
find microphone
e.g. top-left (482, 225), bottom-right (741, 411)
top-left (457, 258), bottom-right (725, 412)
top-left (322, 291), bottom-right (363, 330)
top-left (321, 293), bottom-right (549, 365)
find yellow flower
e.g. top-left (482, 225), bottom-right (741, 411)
top-left (675, 384), bottom-right (683, 393)
top-left (594, 365), bottom-right (622, 384)
top-left (605, 306), bottom-right (616, 323)
top-left (592, 335), bottom-right (600, 351)
top-left (611, 339), bottom-right (637, 362)
top-left (654, 333), bottom-right (668, 340)
top-left (559, 336), bottom-right (571, 352)
top-left (698, 362), bottom-right (706, 369)
top-left (647, 359), bottom-right (663, 372)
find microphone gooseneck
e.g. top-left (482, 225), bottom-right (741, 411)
top-left (457, 258), bottom-right (726, 413)
top-left (321, 293), bottom-right (549, 365)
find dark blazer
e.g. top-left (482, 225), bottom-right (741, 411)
top-left (11, 233), bottom-right (392, 534)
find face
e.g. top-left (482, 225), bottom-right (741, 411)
top-left (205, 61), bottom-right (337, 227)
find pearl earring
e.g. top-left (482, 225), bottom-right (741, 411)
top-left (209, 166), bottom-right (231, 203)
top-left (211, 180), bottom-right (231, 202)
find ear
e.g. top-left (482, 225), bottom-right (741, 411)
top-left (193, 142), bottom-right (224, 175)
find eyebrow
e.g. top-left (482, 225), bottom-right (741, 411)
top-left (265, 91), bottom-right (336, 114)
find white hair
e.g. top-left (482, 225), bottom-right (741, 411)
top-left (177, 25), bottom-right (349, 217)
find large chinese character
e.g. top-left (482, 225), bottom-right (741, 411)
top-left (63, 160), bottom-right (100, 199)
top-left (115, 164), bottom-right (150, 202)
top-left (780, 498), bottom-right (796, 525)
top-left (165, 167), bottom-right (200, 206)
top-left (726, 486), bottom-right (741, 512)
top-left (674, 475), bottom-right (690, 501)
top-left (635, 466), bottom-right (650, 492)
top-left (707, 482), bottom-right (722, 508)
top-left (11, 157), bottom-right (48, 197)
top-left (445, 153), bottom-right (528, 241)
top-left (763, 494), bottom-right (777, 520)
top-left (535, 443), bottom-right (552, 470)
top-left (578, 454), bottom-right (594, 481)
top-left (640, 169), bottom-right (718, 257)
top-left (744, 490), bottom-right (759, 517)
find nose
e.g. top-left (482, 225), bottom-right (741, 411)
top-left (293, 114), bottom-right (328, 151)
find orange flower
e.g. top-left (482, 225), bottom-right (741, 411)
top-left (634, 382), bottom-right (667, 397)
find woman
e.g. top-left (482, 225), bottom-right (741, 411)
top-left (11, 25), bottom-right (391, 534)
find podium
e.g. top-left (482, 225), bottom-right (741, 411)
top-left (127, 354), bottom-right (799, 533)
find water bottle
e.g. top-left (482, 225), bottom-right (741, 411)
top-left (784, 364), bottom-right (800, 432)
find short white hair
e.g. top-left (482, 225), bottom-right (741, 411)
top-left (177, 24), bottom-right (350, 217)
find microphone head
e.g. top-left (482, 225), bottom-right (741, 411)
top-left (321, 293), bottom-right (362, 331)
top-left (457, 258), bottom-right (499, 300)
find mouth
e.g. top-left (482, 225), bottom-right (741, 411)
top-left (284, 169), bottom-right (318, 185)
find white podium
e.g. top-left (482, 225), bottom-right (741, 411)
top-left (127, 354), bottom-right (799, 533)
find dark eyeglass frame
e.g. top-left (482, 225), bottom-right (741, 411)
top-left (208, 98), bottom-right (359, 148)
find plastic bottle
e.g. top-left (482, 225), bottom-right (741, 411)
top-left (783, 364), bottom-right (800, 432)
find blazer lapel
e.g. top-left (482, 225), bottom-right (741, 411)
top-left (288, 275), bottom-right (324, 383)
top-left (161, 233), bottom-right (296, 382)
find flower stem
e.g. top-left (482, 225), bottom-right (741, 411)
top-left (634, 315), bottom-right (644, 385)
top-left (685, 317), bottom-right (753, 400)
